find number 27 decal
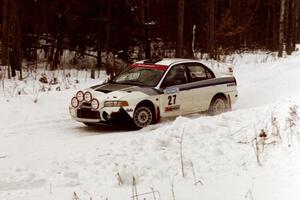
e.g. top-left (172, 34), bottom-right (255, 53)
top-left (168, 95), bottom-right (177, 105)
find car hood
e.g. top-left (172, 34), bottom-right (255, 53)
top-left (92, 83), bottom-right (140, 93)
top-left (87, 83), bottom-right (159, 100)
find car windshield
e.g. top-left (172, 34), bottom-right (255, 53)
top-left (111, 67), bottom-right (165, 87)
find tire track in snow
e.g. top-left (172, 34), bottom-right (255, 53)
top-left (0, 118), bottom-right (73, 135)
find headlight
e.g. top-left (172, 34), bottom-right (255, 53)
top-left (71, 97), bottom-right (79, 108)
top-left (104, 101), bottom-right (129, 107)
top-left (84, 91), bottom-right (92, 102)
top-left (76, 91), bottom-right (84, 102)
top-left (91, 99), bottom-right (99, 110)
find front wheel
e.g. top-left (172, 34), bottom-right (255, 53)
top-left (132, 105), bottom-right (153, 129)
top-left (209, 96), bottom-right (228, 115)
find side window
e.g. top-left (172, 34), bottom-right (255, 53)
top-left (161, 65), bottom-right (188, 87)
top-left (187, 64), bottom-right (215, 82)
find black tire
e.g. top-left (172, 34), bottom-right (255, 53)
top-left (132, 105), bottom-right (154, 129)
top-left (209, 95), bottom-right (228, 115)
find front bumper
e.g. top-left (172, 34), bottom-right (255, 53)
top-left (69, 106), bottom-right (134, 124)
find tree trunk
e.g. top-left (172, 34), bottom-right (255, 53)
top-left (9, 0), bottom-right (22, 79)
top-left (106, 0), bottom-right (111, 52)
top-left (176, 0), bottom-right (185, 57)
top-left (207, 0), bottom-right (215, 58)
top-left (95, 9), bottom-right (103, 79)
top-left (51, 35), bottom-right (62, 70)
top-left (144, 0), bottom-right (151, 59)
top-left (48, 42), bottom-right (55, 70)
top-left (286, 0), bottom-right (295, 55)
top-left (271, 0), bottom-right (279, 51)
top-left (2, 0), bottom-right (9, 66)
top-left (295, 0), bottom-right (299, 45)
top-left (266, 0), bottom-right (272, 49)
top-left (34, 0), bottom-right (39, 71)
top-left (51, 0), bottom-right (70, 71)
top-left (103, 0), bottom-right (111, 77)
top-left (139, 0), bottom-right (145, 59)
top-left (278, 0), bottom-right (286, 57)
top-left (291, 0), bottom-right (296, 51)
top-left (285, 0), bottom-right (291, 54)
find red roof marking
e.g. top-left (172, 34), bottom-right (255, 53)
top-left (130, 64), bottom-right (168, 71)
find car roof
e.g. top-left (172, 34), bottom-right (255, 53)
top-left (135, 58), bottom-right (204, 67)
top-left (134, 58), bottom-right (234, 78)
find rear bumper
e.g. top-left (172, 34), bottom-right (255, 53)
top-left (227, 90), bottom-right (238, 105)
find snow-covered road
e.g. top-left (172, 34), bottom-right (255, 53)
top-left (234, 54), bottom-right (300, 109)
top-left (1, 51), bottom-right (300, 200)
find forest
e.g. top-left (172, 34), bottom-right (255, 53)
top-left (1, 0), bottom-right (300, 79)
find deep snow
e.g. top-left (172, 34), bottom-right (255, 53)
top-left (1, 50), bottom-right (300, 200)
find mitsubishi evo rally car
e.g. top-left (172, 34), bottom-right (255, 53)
top-left (69, 58), bottom-right (238, 129)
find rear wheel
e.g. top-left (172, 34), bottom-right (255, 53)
top-left (209, 96), bottom-right (228, 115)
top-left (132, 105), bottom-right (153, 129)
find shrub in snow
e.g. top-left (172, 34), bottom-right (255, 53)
top-left (72, 192), bottom-right (80, 200)
top-left (286, 105), bottom-right (300, 147)
top-left (271, 113), bottom-right (281, 143)
top-left (116, 165), bottom-right (140, 185)
top-left (39, 74), bottom-right (48, 84)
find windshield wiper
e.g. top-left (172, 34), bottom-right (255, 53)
top-left (117, 80), bottom-right (145, 86)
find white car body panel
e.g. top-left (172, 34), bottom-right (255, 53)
top-left (160, 87), bottom-right (185, 117)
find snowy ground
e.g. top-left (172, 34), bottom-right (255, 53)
top-left (1, 51), bottom-right (300, 200)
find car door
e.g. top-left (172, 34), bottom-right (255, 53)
top-left (159, 64), bottom-right (194, 118)
top-left (184, 63), bottom-right (216, 112)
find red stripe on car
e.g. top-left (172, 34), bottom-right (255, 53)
top-left (130, 64), bottom-right (168, 71)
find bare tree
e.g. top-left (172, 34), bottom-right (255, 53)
top-left (266, 0), bottom-right (272, 49)
top-left (176, 0), bottom-right (185, 58)
top-left (278, 0), bottom-right (286, 57)
top-left (1, 0), bottom-right (9, 67)
top-left (94, 5), bottom-right (102, 79)
top-left (144, 0), bottom-right (151, 59)
top-left (286, 0), bottom-right (296, 55)
top-left (105, 0), bottom-right (112, 53)
top-left (271, 0), bottom-right (279, 51)
top-left (50, 0), bottom-right (70, 71)
top-left (9, 0), bottom-right (23, 79)
top-left (296, 0), bottom-right (300, 44)
top-left (207, 0), bottom-right (215, 58)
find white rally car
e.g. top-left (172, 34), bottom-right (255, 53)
top-left (69, 58), bottom-right (238, 129)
